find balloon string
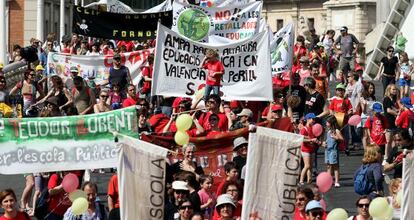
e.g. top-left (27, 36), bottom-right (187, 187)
top-left (43, 194), bottom-right (69, 219)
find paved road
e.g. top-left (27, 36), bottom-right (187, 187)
top-left (0, 79), bottom-right (386, 217)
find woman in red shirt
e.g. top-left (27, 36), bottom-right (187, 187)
top-left (299, 113), bottom-right (321, 185)
top-left (200, 49), bottom-right (224, 101)
top-left (396, 97), bottom-right (414, 129)
top-left (0, 189), bottom-right (30, 220)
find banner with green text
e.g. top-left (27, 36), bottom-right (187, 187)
top-left (0, 107), bottom-right (137, 174)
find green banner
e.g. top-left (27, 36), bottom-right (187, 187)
top-left (0, 107), bottom-right (137, 174)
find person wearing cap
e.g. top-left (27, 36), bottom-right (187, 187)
top-left (375, 46), bottom-right (399, 94)
top-left (304, 200), bottom-right (324, 220)
top-left (364, 102), bottom-right (388, 154)
top-left (299, 113), bottom-right (321, 185)
top-left (229, 108), bottom-right (253, 131)
top-left (214, 194), bottom-right (236, 220)
top-left (165, 181), bottom-right (190, 220)
top-left (396, 97), bottom-right (414, 129)
top-left (333, 26), bottom-right (359, 76)
top-left (297, 56), bottom-right (311, 86)
top-left (232, 137), bottom-right (248, 177)
top-left (303, 77), bottom-right (325, 118)
top-left (98, 53), bottom-right (132, 93)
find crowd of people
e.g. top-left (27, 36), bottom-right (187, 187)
top-left (0, 12), bottom-right (413, 220)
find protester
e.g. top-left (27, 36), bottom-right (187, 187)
top-left (139, 53), bottom-right (154, 101)
top-left (36, 75), bottom-right (73, 115)
top-left (177, 199), bottom-right (194, 220)
top-left (47, 172), bottom-right (73, 220)
top-left (198, 175), bottom-right (216, 219)
top-left (334, 26), bottom-right (359, 77)
top-left (293, 35), bottom-right (308, 74)
top-left (216, 162), bottom-right (239, 196)
top-left (170, 143), bottom-right (204, 182)
top-left (72, 76), bottom-right (96, 115)
top-left (397, 52), bottom-right (413, 97)
top-left (303, 77), bottom-right (325, 117)
top-left (324, 115), bottom-right (343, 187)
top-left (355, 145), bottom-right (384, 199)
top-left (232, 137), bottom-right (248, 177)
top-left (375, 46), bottom-right (399, 94)
top-left (305, 200), bottom-right (324, 220)
top-left (294, 186), bottom-right (314, 220)
top-left (387, 178), bottom-right (402, 219)
top-left (365, 103), bottom-right (388, 155)
top-left (165, 181), bottom-right (191, 220)
top-left (99, 53), bottom-right (132, 93)
top-left (299, 113), bottom-right (320, 185)
top-left (297, 56), bottom-right (311, 86)
top-left (359, 82), bottom-right (377, 148)
top-left (382, 84), bottom-right (400, 160)
top-left (230, 108), bottom-right (253, 131)
top-left (200, 49), bottom-right (224, 101)
top-left (197, 94), bottom-right (229, 132)
top-left (384, 129), bottom-right (412, 178)
top-left (347, 196), bottom-right (372, 220)
top-left (0, 189), bottom-right (31, 220)
top-left (214, 194), bottom-right (237, 220)
top-left (121, 84), bottom-right (137, 108)
top-left (395, 97), bottom-right (414, 129)
top-left (176, 171), bottom-right (202, 213)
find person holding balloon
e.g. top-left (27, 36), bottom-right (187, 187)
top-left (47, 172), bottom-right (76, 220)
top-left (324, 115), bottom-right (343, 188)
top-left (364, 103), bottom-right (388, 155)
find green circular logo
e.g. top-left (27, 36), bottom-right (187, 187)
top-left (177, 8), bottom-right (210, 41)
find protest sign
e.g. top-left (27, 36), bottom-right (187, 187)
top-left (200, 0), bottom-right (256, 7)
top-left (241, 126), bottom-right (303, 220)
top-left (73, 6), bottom-right (172, 41)
top-left (271, 23), bottom-right (294, 75)
top-left (47, 49), bottom-right (153, 85)
top-left (172, 1), bottom-right (262, 41)
top-left (0, 107), bottom-right (137, 174)
top-left (402, 152), bottom-right (414, 220)
top-left (152, 23), bottom-right (273, 101)
top-left (118, 135), bottom-right (169, 220)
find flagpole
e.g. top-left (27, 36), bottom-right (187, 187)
top-left (59, 0), bottom-right (65, 43)
top-left (36, 0), bottom-right (44, 41)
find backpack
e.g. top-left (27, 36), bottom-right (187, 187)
top-left (353, 164), bottom-right (373, 195)
top-left (34, 188), bottom-right (49, 220)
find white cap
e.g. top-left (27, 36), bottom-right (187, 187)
top-left (172, 181), bottom-right (189, 191)
top-left (233, 137), bottom-right (248, 151)
top-left (237, 108), bottom-right (253, 118)
top-left (215, 194), bottom-right (236, 210)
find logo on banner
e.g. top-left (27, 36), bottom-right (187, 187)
top-left (177, 8), bottom-right (211, 41)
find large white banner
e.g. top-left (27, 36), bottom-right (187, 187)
top-left (118, 134), bottom-right (169, 220)
top-left (271, 23), bottom-right (294, 75)
top-left (402, 151), bottom-right (414, 220)
top-left (172, 1), bottom-right (262, 41)
top-left (144, 0), bottom-right (173, 13)
top-left (200, 0), bottom-right (255, 7)
top-left (152, 23), bottom-right (273, 101)
top-left (84, 0), bottom-right (135, 13)
top-left (47, 49), bottom-right (153, 85)
top-left (241, 127), bottom-right (303, 220)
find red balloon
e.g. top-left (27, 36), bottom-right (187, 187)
top-left (348, 115), bottom-right (362, 126)
top-left (312, 123), bottom-right (323, 137)
top-left (316, 172), bottom-right (333, 193)
top-left (62, 173), bottom-right (79, 193)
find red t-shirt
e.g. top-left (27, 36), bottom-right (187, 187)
top-left (0, 212), bottom-right (29, 220)
top-left (198, 112), bottom-right (228, 132)
top-left (148, 114), bottom-right (170, 134)
top-left (108, 174), bottom-right (120, 209)
top-left (300, 126), bottom-right (316, 153)
top-left (396, 109), bottom-right (414, 129)
top-left (203, 60), bottom-right (224, 86)
top-left (329, 97), bottom-right (352, 113)
top-left (47, 173), bottom-right (71, 216)
top-left (122, 97), bottom-right (137, 108)
top-left (365, 115), bottom-right (388, 145)
top-left (293, 207), bottom-right (327, 220)
top-left (141, 66), bottom-right (153, 94)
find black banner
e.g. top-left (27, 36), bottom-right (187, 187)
top-left (72, 6), bottom-right (172, 41)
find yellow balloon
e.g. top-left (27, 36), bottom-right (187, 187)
top-left (384, 205), bottom-right (394, 220)
top-left (396, 190), bottom-right (402, 206)
top-left (69, 190), bottom-right (87, 202)
top-left (175, 131), bottom-right (190, 146)
top-left (369, 197), bottom-right (389, 218)
top-left (71, 197), bottom-right (88, 215)
top-left (327, 208), bottom-right (348, 220)
top-left (195, 88), bottom-right (205, 100)
top-left (176, 114), bottom-right (193, 131)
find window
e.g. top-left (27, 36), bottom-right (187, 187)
top-left (277, 19), bottom-right (284, 31)
top-left (308, 18), bottom-right (315, 31)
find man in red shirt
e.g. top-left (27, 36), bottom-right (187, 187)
top-left (107, 174), bottom-right (120, 220)
top-left (140, 54), bottom-right (154, 101)
top-left (365, 103), bottom-right (388, 154)
top-left (198, 94), bottom-right (229, 132)
top-left (200, 49), bottom-right (224, 101)
top-left (396, 97), bottom-right (414, 129)
top-left (122, 84), bottom-right (138, 108)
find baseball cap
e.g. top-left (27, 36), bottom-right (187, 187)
top-left (172, 181), bottom-right (189, 191)
top-left (340, 26), bottom-right (348, 32)
top-left (233, 137), bottom-right (248, 151)
top-left (336, 83), bottom-right (346, 90)
top-left (372, 102), bottom-right (383, 113)
top-left (113, 54), bottom-right (121, 60)
top-left (215, 194), bottom-right (236, 210)
top-left (271, 104), bottom-right (283, 112)
top-left (400, 97), bottom-right (413, 109)
top-left (237, 108), bottom-right (253, 118)
top-left (306, 200), bottom-right (323, 212)
top-left (304, 113), bottom-right (316, 120)
top-left (35, 65), bottom-right (44, 71)
top-left (70, 66), bottom-right (79, 73)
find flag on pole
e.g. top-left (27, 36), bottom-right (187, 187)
top-left (117, 134), bottom-right (169, 220)
top-left (270, 23), bottom-right (295, 75)
top-left (241, 126), bottom-right (303, 219)
top-left (402, 150), bottom-right (414, 219)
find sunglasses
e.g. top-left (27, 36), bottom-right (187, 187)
top-left (357, 203), bottom-right (369, 208)
top-left (175, 190), bottom-right (187, 195)
top-left (388, 50), bottom-right (394, 53)
top-left (0, 81), bottom-right (5, 83)
top-left (178, 105), bottom-right (186, 108)
top-left (179, 205), bottom-right (193, 210)
top-left (310, 210), bottom-right (323, 217)
top-left (296, 197), bottom-right (306, 202)
top-left (100, 95), bottom-right (108, 98)
top-left (207, 100), bottom-right (216, 104)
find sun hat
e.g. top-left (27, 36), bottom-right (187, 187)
top-left (306, 200), bottom-right (323, 212)
top-left (237, 108), bottom-right (253, 118)
top-left (172, 181), bottom-right (189, 191)
top-left (215, 194), bottom-right (236, 210)
top-left (233, 137), bottom-right (248, 151)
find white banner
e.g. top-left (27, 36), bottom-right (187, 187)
top-left (144, 0), bottom-right (173, 13)
top-left (84, 0), bottom-right (135, 13)
top-left (208, 18), bottom-right (268, 44)
top-left (241, 127), bottom-right (303, 220)
top-left (200, 0), bottom-right (256, 7)
top-left (47, 49), bottom-right (153, 85)
top-left (271, 23), bottom-right (294, 75)
top-left (172, 1), bottom-right (262, 41)
top-left (152, 23), bottom-right (273, 101)
top-left (118, 134), bottom-right (169, 220)
top-left (402, 151), bottom-right (414, 220)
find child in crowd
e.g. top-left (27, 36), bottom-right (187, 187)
top-left (299, 113), bottom-right (320, 185)
top-left (397, 52), bottom-right (413, 97)
top-left (198, 175), bottom-right (216, 220)
top-left (365, 103), bottom-right (389, 155)
top-left (107, 83), bottom-right (123, 110)
top-left (387, 178), bottom-right (402, 219)
top-left (297, 56), bottom-right (311, 86)
top-left (200, 49), bottom-right (224, 101)
top-left (324, 115), bottom-right (343, 187)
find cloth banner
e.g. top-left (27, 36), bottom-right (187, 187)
top-left (402, 151), bottom-right (414, 220)
top-left (0, 107), bottom-right (137, 174)
top-left (152, 23), bottom-right (273, 101)
top-left (271, 23), bottom-right (294, 75)
top-left (172, 1), bottom-right (262, 41)
top-left (118, 134), bottom-right (169, 220)
top-left (84, 0), bottom-right (135, 13)
top-left (47, 49), bottom-right (153, 85)
top-left (73, 6), bottom-right (173, 41)
top-left (201, 0), bottom-right (256, 7)
top-left (144, 0), bottom-right (173, 13)
top-left (241, 126), bottom-right (303, 220)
